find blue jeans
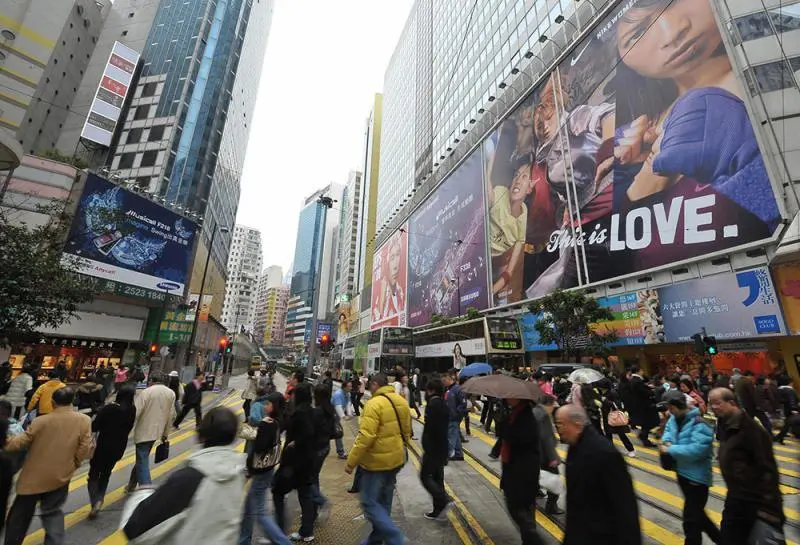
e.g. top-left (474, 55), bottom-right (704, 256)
top-left (238, 470), bottom-right (290, 545)
top-left (447, 421), bottom-right (462, 458)
top-left (359, 468), bottom-right (404, 545)
top-left (128, 441), bottom-right (155, 488)
top-left (334, 416), bottom-right (346, 456)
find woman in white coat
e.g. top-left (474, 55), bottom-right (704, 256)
top-left (1, 367), bottom-right (33, 419)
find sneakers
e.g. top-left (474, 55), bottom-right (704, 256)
top-left (424, 501), bottom-right (454, 521)
top-left (315, 502), bottom-right (331, 524)
top-left (488, 452), bottom-right (499, 460)
top-left (626, 450), bottom-right (637, 458)
top-left (337, 453), bottom-right (348, 460)
top-left (448, 455), bottom-right (464, 461)
top-left (289, 532), bottom-right (315, 542)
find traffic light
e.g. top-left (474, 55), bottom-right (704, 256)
top-left (690, 333), bottom-right (704, 355)
top-left (703, 336), bottom-right (718, 355)
top-left (218, 337), bottom-right (228, 354)
top-left (319, 333), bottom-right (331, 354)
top-left (149, 342), bottom-right (159, 355)
top-left (225, 337), bottom-right (233, 354)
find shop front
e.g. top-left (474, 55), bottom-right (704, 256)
top-left (8, 335), bottom-right (141, 382)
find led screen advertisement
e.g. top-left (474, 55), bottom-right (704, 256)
top-left (81, 41), bottom-right (140, 147)
top-left (486, 0), bottom-right (783, 302)
top-left (371, 227), bottom-right (408, 330)
top-left (407, 150), bottom-right (490, 326)
top-left (63, 173), bottom-right (198, 292)
top-left (659, 267), bottom-right (785, 341)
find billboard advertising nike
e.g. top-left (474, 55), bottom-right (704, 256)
top-left (484, 0), bottom-right (784, 302)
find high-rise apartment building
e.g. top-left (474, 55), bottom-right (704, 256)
top-left (284, 295), bottom-right (310, 350)
top-left (336, 171), bottom-right (362, 301)
top-left (0, 0), bottom-right (108, 153)
top-left (253, 265), bottom-right (283, 342)
top-left (354, 95), bottom-right (382, 329)
top-left (221, 225), bottom-right (263, 333)
top-left (261, 285), bottom-right (288, 346)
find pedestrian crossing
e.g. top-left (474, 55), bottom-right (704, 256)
top-left (18, 389), bottom-right (244, 545)
top-left (457, 409), bottom-right (800, 545)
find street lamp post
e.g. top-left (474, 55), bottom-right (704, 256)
top-left (184, 220), bottom-right (229, 372)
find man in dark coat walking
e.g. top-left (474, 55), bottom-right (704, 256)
top-left (555, 404), bottom-right (641, 545)
top-left (629, 367), bottom-right (658, 447)
top-left (499, 398), bottom-right (544, 545)
top-left (420, 375), bottom-right (452, 519)
top-left (173, 372), bottom-right (205, 429)
top-left (709, 388), bottom-right (784, 544)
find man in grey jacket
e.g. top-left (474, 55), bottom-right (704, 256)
top-left (533, 395), bottom-right (562, 515)
top-left (121, 407), bottom-right (245, 544)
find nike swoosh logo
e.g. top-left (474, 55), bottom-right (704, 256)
top-left (694, 183), bottom-right (712, 192)
top-left (570, 42), bottom-right (591, 66)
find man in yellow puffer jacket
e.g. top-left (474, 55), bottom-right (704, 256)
top-left (345, 373), bottom-right (412, 545)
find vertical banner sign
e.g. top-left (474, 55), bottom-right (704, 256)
top-left (593, 290), bottom-right (665, 345)
top-left (407, 149), bottom-right (490, 326)
top-left (81, 41), bottom-right (140, 146)
top-left (659, 267), bottom-right (785, 342)
top-left (371, 227), bottom-right (408, 329)
top-left (483, 0), bottom-right (783, 303)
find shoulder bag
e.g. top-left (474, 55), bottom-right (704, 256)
top-left (251, 419), bottom-right (281, 470)
top-left (380, 394), bottom-right (409, 448)
top-left (607, 402), bottom-right (630, 428)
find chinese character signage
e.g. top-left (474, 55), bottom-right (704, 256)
top-left (81, 41), bottom-right (139, 146)
top-left (593, 290), bottom-right (665, 346)
top-left (659, 267), bottom-right (785, 341)
top-left (64, 174), bottom-right (197, 292)
top-left (159, 310), bottom-right (192, 343)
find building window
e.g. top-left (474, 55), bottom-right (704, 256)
top-left (141, 150), bottom-right (158, 167)
top-left (148, 125), bottom-right (165, 141)
top-left (142, 82), bottom-right (158, 97)
top-left (118, 153), bottom-right (135, 169)
top-left (127, 128), bottom-right (143, 144)
top-left (134, 105), bottom-right (150, 120)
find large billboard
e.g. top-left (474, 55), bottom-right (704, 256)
top-left (81, 41), bottom-right (140, 147)
top-left (659, 267), bottom-right (785, 341)
top-left (371, 227), bottom-right (408, 329)
top-left (407, 149), bottom-right (490, 326)
top-left (63, 174), bottom-right (197, 292)
top-left (773, 263), bottom-right (800, 335)
top-left (486, 0), bottom-right (783, 301)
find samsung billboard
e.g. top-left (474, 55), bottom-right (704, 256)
top-left (372, 0), bottom-right (786, 329)
top-left (63, 174), bottom-right (198, 292)
top-left (80, 41), bottom-right (140, 147)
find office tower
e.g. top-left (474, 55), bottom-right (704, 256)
top-left (284, 295), bottom-right (310, 350)
top-left (336, 171), bottom-right (362, 302)
top-left (0, 0), bottom-right (108, 153)
top-left (354, 94), bottom-right (382, 327)
top-left (59, 0), bottom-right (275, 322)
top-left (253, 265), bottom-right (283, 341)
top-left (221, 225), bottom-right (263, 333)
top-left (262, 265), bottom-right (284, 291)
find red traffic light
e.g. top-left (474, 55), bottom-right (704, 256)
top-left (149, 343), bottom-right (159, 354)
top-left (219, 337), bottom-right (228, 348)
top-left (320, 334), bottom-right (330, 344)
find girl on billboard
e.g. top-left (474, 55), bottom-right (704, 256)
top-left (611, 0), bottom-right (780, 271)
top-left (373, 235), bottom-right (405, 323)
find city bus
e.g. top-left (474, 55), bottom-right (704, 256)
top-left (412, 316), bottom-right (525, 373)
top-left (342, 327), bottom-right (414, 376)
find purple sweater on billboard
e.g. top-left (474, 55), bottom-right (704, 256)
top-left (652, 87), bottom-right (780, 230)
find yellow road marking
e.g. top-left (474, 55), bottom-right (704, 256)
top-left (94, 441), bottom-right (247, 545)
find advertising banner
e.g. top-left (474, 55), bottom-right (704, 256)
top-left (594, 290), bottom-right (665, 346)
top-left (371, 227), bottom-right (408, 329)
top-left (408, 149), bottom-right (489, 326)
top-left (81, 41), bottom-right (139, 147)
top-left (519, 313), bottom-right (558, 352)
top-left (486, 0), bottom-right (782, 302)
top-left (158, 310), bottom-right (193, 343)
top-left (773, 263), bottom-right (800, 335)
top-left (64, 174), bottom-right (197, 292)
top-left (659, 267), bottom-right (785, 341)
top-left (187, 294), bottom-right (213, 322)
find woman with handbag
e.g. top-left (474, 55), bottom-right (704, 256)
top-left (601, 386), bottom-right (636, 458)
top-left (238, 392), bottom-right (291, 545)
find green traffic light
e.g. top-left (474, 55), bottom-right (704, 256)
top-left (707, 347), bottom-right (717, 355)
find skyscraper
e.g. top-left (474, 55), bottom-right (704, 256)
top-left (253, 265), bottom-right (283, 342)
top-left (221, 225), bottom-right (263, 333)
top-left (336, 171), bottom-right (362, 302)
top-left (0, 0), bottom-right (108, 153)
top-left (261, 285), bottom-right (288, 347)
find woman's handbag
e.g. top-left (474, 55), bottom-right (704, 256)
top-left (332, 418), bottom-right (344, 440)
top-left (251, 424), bottom-right (281, 470)
top-left (607, 403), bottom-right (630, 428)
top-left (238, 422), bottom-right (258, 441)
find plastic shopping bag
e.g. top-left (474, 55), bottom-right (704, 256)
top-left (539, 470), bottom-right (564, 496)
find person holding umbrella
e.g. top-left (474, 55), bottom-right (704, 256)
top-left (462, 374), bottom-right (546, 544)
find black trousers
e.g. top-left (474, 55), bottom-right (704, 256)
top-left (677, 476), bottom-right (720, 545)
top-left (87, 457), bottom-right (118, 508)
top-left (4, 485), bottom-right (68, 545)
top-left (174, 403), bottom-right (202, 428)
top-left (505, 497), bottom-right (545, 545)
top-left (481, 400), bottom-right (495, 433)
top-left (419, 454), bottom-right (448, 512)
top-left (605, 428), bottom-right (635, 452)
top-left (351, 393), bottom-right (362, 416)
top-left (490, 438), bottom-right (501, 458)
top-left (638, 425), bottom-right (655, 445)
top-left (720, 496), bottom-right (785, 545)
top-left (774, 414), bottom-right (796, 442)
top-left (0, 454), bottom-right (14, 535)
top-left (242, 399), bottom-right (252, 420)
top-left (463, 413), bottom-right (471, 435)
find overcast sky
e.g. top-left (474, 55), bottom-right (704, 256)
top-left (236, 0), bottom-right (414, 275)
